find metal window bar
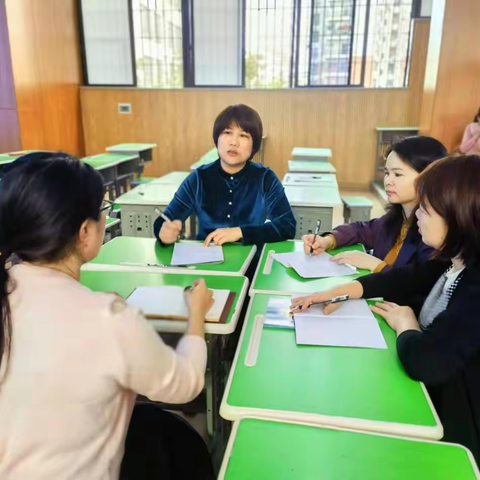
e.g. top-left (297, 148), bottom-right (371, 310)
top-left (131, 0), bottom-right (184, 88)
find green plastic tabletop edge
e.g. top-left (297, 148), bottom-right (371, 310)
top-left (221, 418), bottom-right (478, 480)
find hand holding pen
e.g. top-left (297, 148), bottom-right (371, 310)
top-left (290, 294), bottom-right (350, 315)
top-left (157, 209), bottom-right (183, 244)
top-left (309, 219), bottom-right (322, 256)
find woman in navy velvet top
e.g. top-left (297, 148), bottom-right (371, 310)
top-left (154, 105), bottom-right (296, 246)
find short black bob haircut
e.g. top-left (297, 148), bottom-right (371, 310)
top-left (212, 104), bottom-right (263, 160)
top-left (416, 155), bottom-right (480, 268)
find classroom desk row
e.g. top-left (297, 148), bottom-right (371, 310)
top-left (80, 237), bottom-right (478, 478)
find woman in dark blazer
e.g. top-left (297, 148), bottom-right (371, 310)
top-left (293, 155), bottom-right (480, 464)
top-left (303, 136), bottom-right (447, 272)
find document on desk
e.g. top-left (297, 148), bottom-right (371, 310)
top-left (127, 286), bottom-right (230, 322)
top-left (273, 252), bottom-right (356, 278)
top-left (171, 243), bottom-right (224, 266)
top-left (293, 298), bottom-right (387, 349)
top-left (263, 297), bottom-right (295, 329)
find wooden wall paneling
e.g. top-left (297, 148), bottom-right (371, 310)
top-left (5, 0), bottom-right (84, 156)
top-left (420, 0), bottom-right (480, 152)
top-left (81, 20), bottom-right (430, 189)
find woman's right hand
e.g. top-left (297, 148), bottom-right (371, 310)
top-left (302, 234), bottom-right (333, 255)
top-left (159, 220), bottom-right (183, 244)
top-left (290, 290), bottom-right (343, 315)
top-left (184, 279), bottom-right (214, 322)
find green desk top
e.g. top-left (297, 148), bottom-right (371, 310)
top-left (251, 241), bottom-right (369, 295)
top-left (376, 126), bottom-right (419, 132)
top-left (0, 150), bottom-right (51, 165)
top-left (288, 160), bottom-right (337, 173)
top-left (105, 217), bottom-right (120, 229)
top-left (80, 270), bottom-right (248, 335)
top-left (291, 147), bottom-right (332, 158)
top-left (106, 143), bottom-right (157, 152)
top-left (190, 148), bottom-right (218, 170)
top-left (342, 196), bottom-right (374, 207)
top-left (82, 153), bottom-right (138, 170)
top-left (220, 293), bottom-right (441, 439)
top-left (220, 418), bottom-right (478, 480)
top-left (84, 237), bottom-right (257, 276)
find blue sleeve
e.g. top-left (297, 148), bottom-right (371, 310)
top-left (240, 170), bottom-right (296, 245)
top-left (153, 173), bottom-right (198, 241)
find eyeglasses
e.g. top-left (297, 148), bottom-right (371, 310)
top-left (100, 199), bottom-right (114, 217)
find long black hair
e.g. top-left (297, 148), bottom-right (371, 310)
top-left (0, 152), bottom-right (104, 374)
top-left (383, 136), bottom-right (448, 240)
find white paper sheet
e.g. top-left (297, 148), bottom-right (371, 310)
top-left (294, 315), bottom-right (387, 349)
top-left (293, 298), bottom-right (387, 349)
top-left (127, 286), bottom-right (230, 322)
top-left (171, 243), bottom-right (224, 266)
top-left (274, 252), bottom-right (356, 278)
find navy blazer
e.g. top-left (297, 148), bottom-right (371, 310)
top-left (153, 159), bottom-right (296, 245)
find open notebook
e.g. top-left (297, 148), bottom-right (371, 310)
top-left (126, 286), bottom-right (230, 322)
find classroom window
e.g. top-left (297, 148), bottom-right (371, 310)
top-left (131, 0), bottom-right (184, 88)
top-left (80, 0), bottom-right (417, 89)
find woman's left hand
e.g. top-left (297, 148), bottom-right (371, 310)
top-left (370, 301), bottom-right (420, 335)
top-left (204, 227), bottom-right (243, 246)
top-left (330, 251), bottom-right (383, 271)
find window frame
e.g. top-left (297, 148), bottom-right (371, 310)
top-left (78, 0), bottom-right (138, 87)
top-left (78, 0), bottom-right (419, 90)
top-left (182, 0), bottom-right (246, 88)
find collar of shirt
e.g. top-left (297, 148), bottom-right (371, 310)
top-left (214, 158), bottom-right (253, 185)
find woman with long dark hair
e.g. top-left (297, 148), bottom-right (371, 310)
top-left (303, 136), bottom-right (447, 272)
top-left (0, 152), bottom-right (214, 479)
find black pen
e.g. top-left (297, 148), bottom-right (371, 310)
top-left (290, 294), bottom-right (350, 313)
top-left (309, 219), bottom-right (322, 256)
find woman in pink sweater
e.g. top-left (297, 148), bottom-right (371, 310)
top-left (0, 152), bottom-right (215, 480)
top-left (460, 108), bottom-right (480, 155)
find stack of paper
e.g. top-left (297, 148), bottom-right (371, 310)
top-left (293, 298), bottom-right (387, 349)
top-left (127, 286), bottom-right (230, 322)
top-left (263, 297), bottom-right (295, 329)
top-left (171, 243), bottom-right (224, 266)
top-left (274, 252), bottom-right (356, 278)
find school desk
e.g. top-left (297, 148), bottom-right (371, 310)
top-left (219, 418), bottom-right (478, 480)
top-left (81, 270), bottom-right (249, 439)
top-left (285, 185), bottom-right (344, 237)
top-left (83, 237), bottom-right (257, 276)
top-left (220, 293), bottom-right (443, 440)
top-left (250, 240), bottom-right (369, 296)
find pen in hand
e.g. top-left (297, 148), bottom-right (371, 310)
top-left (309, 219), bottom-right (322, 256)
top-left (290, 294), bottom-right (350, 313)
top-left (154, 208), bottom-right (171, 224)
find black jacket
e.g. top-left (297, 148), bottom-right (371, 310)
top-left (359, 260), bottom-right (480, 464)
